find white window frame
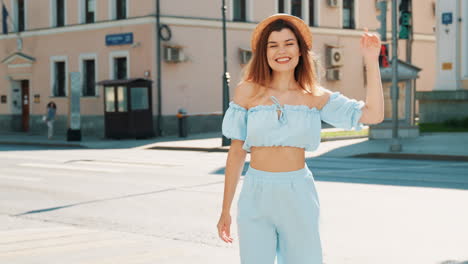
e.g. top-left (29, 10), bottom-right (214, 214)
top-left (275, 0), bottom-right (319, 27)
top-left (354, 0), bottom-right (359, 30)
top-left (79, 53), bottom-right (99, 96)
top-left (341, 0), bottom-right (358, 29)
top-left (109, 50), bottom-right (130, 80)
top-left (79, 0), bottom-right (97, 24)
top-left (108, 0), bottom-right (129, 20)
top-left (289, 0), bottom-right (303, 18)
top-left (275, 0), bottom-right (290, 14)
top-left (50, 0), bottom-right (67, 27)
top-left (229, 0), bottom-right (252, 22)
top-left (50, 56), bottom-right (69, 97)
top-left (304, 0), bottom-right (320, 27)
top-left (11, 0), bottom-right (28, 32)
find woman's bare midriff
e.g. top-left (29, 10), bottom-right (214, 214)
top-left (249, 146), bottom-right (306, 172)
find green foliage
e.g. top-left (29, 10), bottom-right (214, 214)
top-left (442, 116), bottom-right (468, 128)
top-left (419, 117), bottom-right (468, 132)
top-left (321, 129), bottom-right (369, 138)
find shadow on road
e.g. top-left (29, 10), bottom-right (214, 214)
top-left (13, 180), bottom-right (224, 216)
top-left (212, 158), bottom-right (468, 191)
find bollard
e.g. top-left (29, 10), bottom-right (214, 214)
top-left (177, 108), bottom-right (188, 137)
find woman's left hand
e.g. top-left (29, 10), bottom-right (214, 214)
top-left (360, 27), bottom-right (382, 61)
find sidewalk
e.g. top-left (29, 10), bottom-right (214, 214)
top-left (0, 127), bottom-right (366, 150)
top-left (1, 130), bottom-right (468, 161)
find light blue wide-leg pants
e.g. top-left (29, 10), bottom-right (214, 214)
top-left (237, 164), bottom-right (322, 264)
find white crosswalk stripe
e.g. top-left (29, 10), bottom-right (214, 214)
top-left (18, 163), bottom-right (122, 173)
top-left (0, 175), bottom-right (42, 182)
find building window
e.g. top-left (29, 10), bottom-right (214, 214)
top-left (114, 57), bottom-right (127, 80)
top-left (309, 0), bottom-right (315, 26)
top-left (85, 0), bottom-right (95, 23)
top-left (82, 59), bottom-right (96, 96)
top-left (53, 61), bottom-right (66, 97)
top-left (17, 0), bottom-right (25, 32)
top-left (291, 0), bottom-right (302, 18)
top-left (56, 0), bottom-right (65, 27)
top-left (278, 0), bottom-right (285, 13)
top-left (343, 0), bottom-right (355, 29)
top-left (116, 0), bottom-right (126, 20)
top-left (233, 0), bottom-right (246, 22)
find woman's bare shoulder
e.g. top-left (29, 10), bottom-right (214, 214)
top-left (305, 85), bottom-right (332, 110)
top-left (232, 81), bottom-right (258, 109)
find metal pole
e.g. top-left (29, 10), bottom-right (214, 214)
top-left (221, 0), bottom-right (231, 146)
top-left (156, 0), bottom-right (162, 136)
top-left (405, 0), bottom-right (414, 126)
top-left (390, 0), bottom-right (402, 152)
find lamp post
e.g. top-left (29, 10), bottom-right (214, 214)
top-left (390, 0), bottom-right (402, 152)
top-left (221, 0), bottom-right (231, 146)
top-left (155, 0), bottom-right (162, 137)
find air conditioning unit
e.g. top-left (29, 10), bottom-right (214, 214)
top-left (164, 46), bottom-right (186, 63)
top-left (239, 48), bottom-right (252, 64)
top-left (326, 68), bottom-right (342, 81)
top-left (327, 0), bottom-right (338, 7)
top-left (326, 47), bottom-right (343, 67)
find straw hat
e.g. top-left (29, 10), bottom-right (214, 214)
top-left (250, 13), bottom-right (313, 53)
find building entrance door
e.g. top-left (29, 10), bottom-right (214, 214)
top-left (21, 80), bottom-right (29, 132)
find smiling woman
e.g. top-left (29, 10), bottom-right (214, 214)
top-left (217, 13), bottom-right (384, 264)
top-left (243, 16), bottom-right (320, 98)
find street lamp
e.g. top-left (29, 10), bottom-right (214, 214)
top-left (221, 0), bottom-right (231, 146)
top-left (390, 0), bottom-right (402, 152)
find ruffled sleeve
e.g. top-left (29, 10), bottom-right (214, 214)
top-left (320, 91), bottom-right (365, 131)
top-left (221, 101), bottom-right (248, 141)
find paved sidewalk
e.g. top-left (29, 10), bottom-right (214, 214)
top-left (1, 130), bottom-right (468, 161)
top-left (0, 127), bottom-right (365, 150)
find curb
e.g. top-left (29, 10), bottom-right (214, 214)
top-left (352, 153), bottom-right (468, 162)
top-left (145, 146), bottom-right (229, 152)
top-left (320, 135), bottom-right (368, 142)
top-left (0, 141), bottom-right (87, 148)
top-left (0, 135), bottom-right (368, 150)
top-left (145, 135), bottom-right (369, 152)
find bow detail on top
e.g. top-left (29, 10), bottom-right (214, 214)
top-left (270, 96), bottom-right (287, 125)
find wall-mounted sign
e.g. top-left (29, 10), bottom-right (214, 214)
top-left (0, 95), bottom-right (6, 104)
top-left (34, 94), bottom-right (40, 103)
top-left (106, 33), bottom-right (133, 46)
top-left (442, 12), bottom-right (453, 25)
top-left (442, 62), bottom-right (453, 70)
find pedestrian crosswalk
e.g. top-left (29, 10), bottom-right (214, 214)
top-left (0, 226), bottom-right (235, 264)
top-left (15, 160), bottom-right (181, 174)
top-left (18, 163), bottom-right (122, 173)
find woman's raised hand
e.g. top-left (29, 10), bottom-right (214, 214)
top-left (360, 27), bottom-right (382, 61)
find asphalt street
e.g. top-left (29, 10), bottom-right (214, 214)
top-left (0, 145), bottom-right (467, 264)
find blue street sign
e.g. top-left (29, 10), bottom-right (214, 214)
top-left (442, 12), bottom-right (453, 25)
top-left (106, 33), bottom-right (133, 46)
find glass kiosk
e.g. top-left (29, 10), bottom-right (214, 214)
top-left (97, 78), bottom-right (154, 139)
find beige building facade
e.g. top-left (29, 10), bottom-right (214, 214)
top-left (0, 0), bottom-right (437, 138)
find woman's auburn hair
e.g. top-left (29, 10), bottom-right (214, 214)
top-left (240, 19), bottom-right (324, 98)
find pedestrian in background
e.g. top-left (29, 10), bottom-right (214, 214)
top-left (45, 101), bottom-right (57, 139)
top-left (217, 13), bottom-right (384, 264)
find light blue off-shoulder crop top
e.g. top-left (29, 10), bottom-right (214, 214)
top-left (221, 88), bottom-right (365, 152)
